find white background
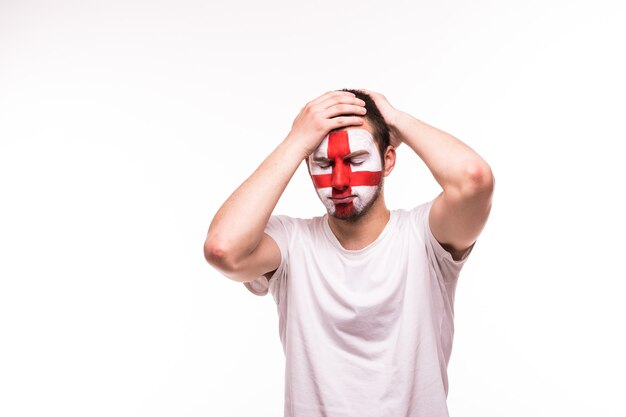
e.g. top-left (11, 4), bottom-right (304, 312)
top-left (1, 0), bottom-right (625, 416)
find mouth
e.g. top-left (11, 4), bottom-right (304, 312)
top-left (329, 195), bottom-right (356, 205)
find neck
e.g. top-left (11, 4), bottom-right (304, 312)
top-left (327, 195), bottom-right (390, 250)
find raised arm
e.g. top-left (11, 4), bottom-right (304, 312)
top-left (365, 90), bottom-right (494, 260)
top-left (204, 91), bottom-right (367, 281)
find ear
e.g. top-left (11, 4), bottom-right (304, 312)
top-left (382, 145), bottom-right (396, 177)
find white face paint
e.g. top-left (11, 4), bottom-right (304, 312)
top-left (308, 129), bottom-right (383, 220)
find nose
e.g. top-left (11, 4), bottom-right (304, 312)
top-left (331, 162), bottom-right (351, 190)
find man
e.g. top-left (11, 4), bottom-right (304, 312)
top-left (204, 89), bottom-right (494, 417)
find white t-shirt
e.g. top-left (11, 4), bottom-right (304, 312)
top-left (244, 201), bottom-right (472, 417)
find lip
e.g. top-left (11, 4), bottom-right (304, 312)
top-left (329, 196), bottom-right (356, 204)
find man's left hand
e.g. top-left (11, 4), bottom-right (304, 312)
top-left (361, 89), bottom-right (403, 148)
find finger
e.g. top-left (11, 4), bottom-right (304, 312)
top-left (360, 89), bottom-right (386, 102)
top-left (310, 91), bottom-right (361, 108)
top-left (326, 116), bottom-right (365, 130)
top-left (360, 88), bottom-right (379, 97)
top-left (316, 96), bottom-right (366, 112)
top-left (321, 104), bottom-right (367, 119)
top-left (308, 90), bottom-right (353, 106)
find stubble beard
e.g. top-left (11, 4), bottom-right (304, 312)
top-left (329, 179), bottom-right (384, 223)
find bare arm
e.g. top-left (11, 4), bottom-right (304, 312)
top-left (365, 90), bottom-right (494, 260)
top-left (204, 91), bottom-right (367, 281)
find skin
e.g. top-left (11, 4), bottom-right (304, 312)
top-left (307, 121), bottom-right (396, 250)
top-left (361, 89), bottom-right (494, 260)
top-left (308, 128), bottom-right (384, 222)
top-left (204, 90), bottom-right (494, 282)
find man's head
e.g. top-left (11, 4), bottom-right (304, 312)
top-left (307, 89), bottom-right (394, 222)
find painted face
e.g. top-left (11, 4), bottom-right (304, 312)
top-left (308, 129), bottom-right (383, 220)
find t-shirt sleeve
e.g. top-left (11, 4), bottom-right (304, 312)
top-left (243, 215), bottom-right (291, 304)
top-left (412, 200), bottom-right (474, 284)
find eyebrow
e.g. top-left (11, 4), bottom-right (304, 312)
top-left (312, 150), bottom-right (370, 162)
top-left (311, 154), bottom-right (329, 162)
top-left (346, 150), bottom-right (369, 159)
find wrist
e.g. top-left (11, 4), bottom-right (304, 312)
top-left (388, 110), bottom-right (412, 130)
top-left (387, 110), bottom-right (410, 145)
top-left (282, 133), bottom-right (314, 161)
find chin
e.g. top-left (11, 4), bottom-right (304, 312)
top-left (330, 198), bottom-right (372, 223)
top-left (332, 211), bottom-right (363, 223)
top-left (332, 207), bottom-right (360, 222)
top-left (316, 183), bottom-right (383, 222)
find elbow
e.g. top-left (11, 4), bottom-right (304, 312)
top-left (204, 239), bottom-right (224, 266)
top-left (463, 161), bottom-right (495, 197)
top-left (204, 237), bottom-right (238, 273)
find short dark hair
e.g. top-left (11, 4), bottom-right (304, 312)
top-left (339, 88), bottom-right (390, 157)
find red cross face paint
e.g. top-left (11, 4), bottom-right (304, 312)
top-left (308, 129), bottom-right (383, 220)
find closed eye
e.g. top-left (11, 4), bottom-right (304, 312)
top-left (344, 151), bottom-right (370, 166)
top-left (314, 161), bottom-right (333, 169)
top-left (348, 158), bottom-right (367, 166)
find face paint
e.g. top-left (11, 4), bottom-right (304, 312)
top-left (308, 129), bottom-right (383, 220)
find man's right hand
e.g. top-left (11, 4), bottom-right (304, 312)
top-left (204, 91), bottom-right (365, 282)
top-left (286, 91), bottom-right (367, 157)
top-left (204, 90), bottom-right (367, 282)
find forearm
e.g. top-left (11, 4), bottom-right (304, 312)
top-left (362, 89), bottom-right (493, 252)
top-left (392, 111), bottom-right (493, 194)
top-left (204, 90), bottom-right (366, 274)
top-left (205, 138), bottom-right (306, 266)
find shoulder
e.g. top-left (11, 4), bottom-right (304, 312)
top-left (266, 213), bottom-right (325, 237)
top-left (405, 200), bottom-right (474, 265)
top-left (391, 201), bottom-right (433, 232)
